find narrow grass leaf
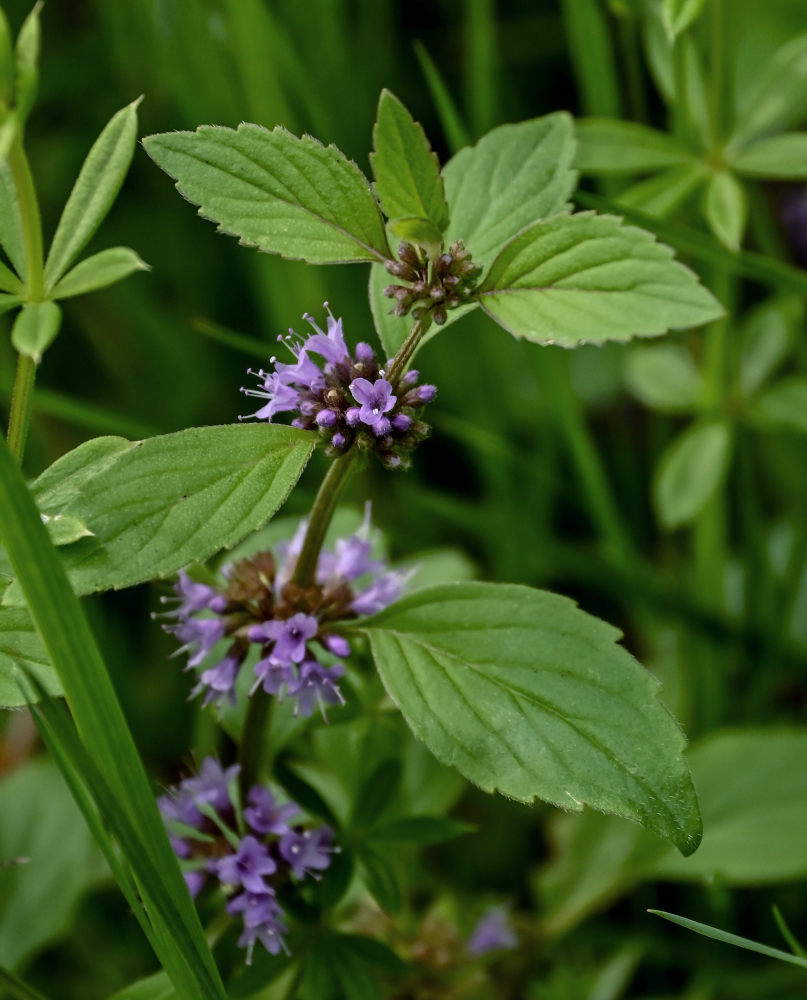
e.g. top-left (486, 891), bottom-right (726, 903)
top-left (648, 910), bottom-right (807, 970)
top-left (359, 582), bottom-right (702, 855)
top-left (44, 99), bottom-right (141, 287)
top-left (0, 434), bottom-right (227, 1000)
top-left (413, 40), bottom-right (470, 155)
top-left (479, 212), bottom-right (723, 346)
top-left (442, 113), bottom-right (577, 266)
top-left (143, 125), bottom-right (390, 264)
top-left (0, 965), bottom-right (50, 1000)
top-left (51, 246), bottom-right (149, 299)
top-left (371, 90), bottom-right (448, 232)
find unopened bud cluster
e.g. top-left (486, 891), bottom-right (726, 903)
top-left (383, 240), bottom-right (482, 325)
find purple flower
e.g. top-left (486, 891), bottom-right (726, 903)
top-left (349, 377), bottom-right (397, 428)
top-left (195, 651), bottom-right (241, 707)
top-left (279, 826), bottom-right (335, 879)
top-left (302, 310), bottom-right (349, 366)
top-left (244, 786), bottom-right (300, 836)
top-left (249, 613), bottom-right (319, 665)
top-left (351, 569), bottom-right (410, 615)
top-left (184, 757), bottom-right (240, 814)
top-left (228, 891), bottom-right (290, 962)
top-left (217, 835), bottom-right (277, 894)
top-left (172, 617), bottom-right (225, 669)
top-left (184, 869), bottom-right (207, 898)
top-left (287, 659), bottom-right (345, 718)
top-left (466, 907), bottom-right (518, 956)
top-left (158, 787), bottom-right (203, 831)
top-left (171, 571), bottom-right (219, 617)
top-left (252, 655), bottom-right (294, 696)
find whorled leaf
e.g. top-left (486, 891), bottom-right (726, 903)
top-left (143, 125), bottom-right (390, 265)
top-left (575, 118), bottom-right (694, 174)
top-left (653, 420), bottom-right (732, 529)
top-left (358, 582), bottom-right (702, 855)
top-left (44, 98), bottom-right (141, 289)
top-left (478, 212), bottom-right (723, 346)
top-left (2, 424), bottom-right (314, 603)
top-left (442, 113), bottom-right (577, 267)
top-left (51, 246), bottom-right (149, 300)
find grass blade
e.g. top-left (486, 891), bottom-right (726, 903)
top-left (0, 434), bottom-right (227, 1000)
top-left (649, 910), bottom-right (807, 970)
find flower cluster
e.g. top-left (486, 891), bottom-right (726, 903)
top-left (466, 906), bottom-right (518, 956)
top-left (240, 306), bottom-right (435, 469)
top-left (158, 758), bottom-right (334, 962)
top-left (161, 508), bottom-right (409, 715)
top-left (383, 240), bottom-right (482, 325)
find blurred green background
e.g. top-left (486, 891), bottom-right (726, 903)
top-left (2, 1), bottom-right (807, 998)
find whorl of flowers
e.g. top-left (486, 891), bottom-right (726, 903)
top-left (158, 757), bottom-right (334, 963)
top-left (240, 305), bottom-right (436, 470)
top-left (160, 507), bottom-right (410, 716)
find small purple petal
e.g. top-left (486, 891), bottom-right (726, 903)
top-left (466, 907), bottom-right (518, 956)
top-left (244, 786), bottom-right (300, 836)
top-left (279, 826), bottom-right (335, 879)
top-left (217, 835), bottom-right (277, 894)
top-left (322, 634), bottom-right (351, 658)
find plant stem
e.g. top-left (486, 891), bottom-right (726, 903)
top-left (239, 691), bottom-right (274, 799)
top-left (5, 131), bottom-right (45, 466)
top-left (384, 314), bottom-right (431, 385)
top-left (6, 353), bottom-right (35, 463)
top-left (291, 450), bottom-right (357, 588)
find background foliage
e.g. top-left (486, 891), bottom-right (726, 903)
top-left (1, 1), bottom-right (807, 998)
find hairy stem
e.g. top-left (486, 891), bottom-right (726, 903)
top-left (291, 450), bottom-right (357, 588)
top-left (239, 691), bottom-right (274, 800)
top-left (384, 314), bottom-right (431, 385)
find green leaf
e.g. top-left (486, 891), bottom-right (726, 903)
top-left (617, 162), bottom-right (706, 218)
top-left (387, 216), bottom-right (443, 254)
top-left (108, 972), bottom-right (176, 1000)
top-left (649, 910), bottom-right (807, 970)
top-left (0, 257), bottom-right (22, 294)
top-left (442, 113), bottom-right (577, 266)
top-left (0, 293), bottom-right (22, 315)
top-left (143, 125), bottom-right (390, 264)
top-left (0, 8), bottom-right (13, 105)
top-left (575, 188), bottom-right (807, 298)
top-left (359, 582), bottom-right (702, 855)
top-left (44, 99), bottom-right (140, 288)
top-left (624, 343), bottom-right (704, 412)
top-left (575, 118), bottom-right (694, 174)
top-left (0, 158), bottom-right (26, 281)
top-left (1, 425), bottom-right (313, 601)
top-left (13, 2), bottom-right (41, 123)
top-left (359, 846), bottom-right (402, 914)
top-left (729, 133), bottom-right (807, 179)
top-left (745, 378), bottom-right (807, 435)
top-left (10, 301), bottom-right (61, 363)
top-left (733, 34), bottom-right (807, 145)
top-left (653, 420), bottom-right (732, 529)
top-left (650, 729), bottom-right (807, 885)
top-left (662, 0), bottom-right (708, 41)
top-left (42, 513), bottom-right (93, 546)
top-left (0, 965), bottom-right (49, 1000)
top-left (0, 758), bottom-right (107, 968)
top-left (368, 815), bottom-right (473, 845)
top-left (740, 298), bottom-right (796, 396)
top-left (350, 758), bottom-right (401, 832)
top-left (0, 605), bottom-right (59, 708)
top-left (0, 434), bottom-right (228, 1000)
top-left (371, 90), bottom-right (448, 233)
top-left (478, 212), bottom-right (723, 346)
top-left (704, 170), bottom-right (746, 252)
top-left (50, 246), bottom-right (149, 299)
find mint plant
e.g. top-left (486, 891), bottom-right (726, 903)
top-left (2, 3), bottom-right (776, 996)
